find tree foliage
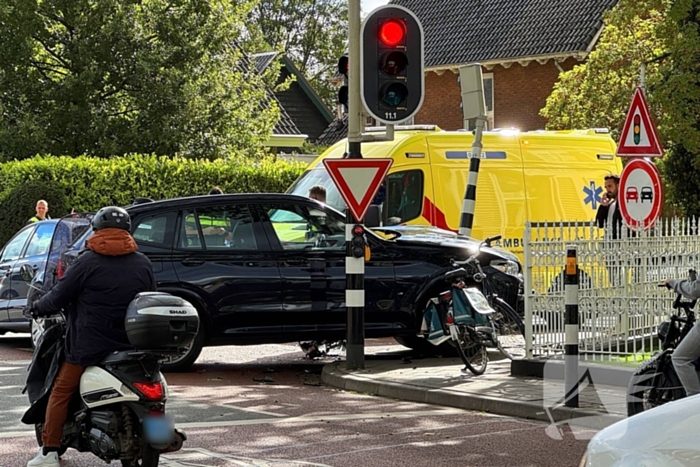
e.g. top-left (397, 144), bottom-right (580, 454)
top-left (0, 0), bottom-right (280, 160)
top-left (654, 0), bottom-right (700, 216)
top-left (246, 0), bottom-right (348, 106)
top-left (540, 0), bottom-right (670, 141)
top-left (540, 0), bottom-right (700, 217)
top-left (0, 153), bottom-right (305, 245)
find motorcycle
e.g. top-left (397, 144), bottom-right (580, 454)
top-left (627, 270), bottom-right (698, 416)
top-left (19, 232), bottom-right (199, 466)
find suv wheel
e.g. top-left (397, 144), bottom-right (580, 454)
top-left (160, 326), bottom-right (205, 373)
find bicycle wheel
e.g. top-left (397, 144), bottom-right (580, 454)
top-left (491, 301), bottom-right (526, 360)
top-left (455, 326), bottom-right (488, 375)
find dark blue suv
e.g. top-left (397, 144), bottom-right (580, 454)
top-left (61, 194), bottom-right (523, 371)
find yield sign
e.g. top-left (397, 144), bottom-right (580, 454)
top-left (323, 158), bottom-right (393, 222)
top-left (616, 87), bottom-right (664, 158)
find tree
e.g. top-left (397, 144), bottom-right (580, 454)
top-left (538, 0), bottom-right (700, 216)
top-left (653, 0), bottom-right (700, 217)
top-left (246, 0), bottom-right (348, 106)
top-left (540, 0), bottom-right (671, 142)
top-left (0, 0), bottom-right (280, 160)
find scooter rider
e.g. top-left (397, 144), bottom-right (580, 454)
top-left (25, 206), bottom-right (156, 467)
top-left (665, 273), bottom-right (700, 397)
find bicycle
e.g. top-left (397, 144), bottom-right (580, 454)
top-left (478, 270), bottom-right (526, 360)
top-left (627, 269), bottom-right (698, 416)
top-left (421, 235), bottom-right (524, 374)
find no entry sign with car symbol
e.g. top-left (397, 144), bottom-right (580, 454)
top-left (619, 159), bottom-right (663, 231)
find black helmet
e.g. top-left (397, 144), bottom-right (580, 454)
top-left (92, 206), bottom-right (131, 231)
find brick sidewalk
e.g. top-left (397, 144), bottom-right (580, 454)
top-left (322, 353), bottom-right (627, 432)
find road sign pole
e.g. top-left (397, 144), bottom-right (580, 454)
top-left (346, 217), bottom-right (365, 370)
top-left (346, 0), bottom-right (364, 370)
top-left (457, 64), bottom-right (487, 238)
top-left (323, 159), bottom-right (393, 371)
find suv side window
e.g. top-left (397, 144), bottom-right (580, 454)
top-left (24, 222), bottom-right (55, 258)
top-left (0, 226), bottom-right (34, 262)
top-left (386, 170), bottom-right (424, 223)
top-left (133, 212), bottom-right (176, 248)
top-left (261, 203), bottom-right (345, 251)
top-left (178, 205), bottom-right (257, 251)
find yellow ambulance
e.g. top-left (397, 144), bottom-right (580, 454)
top-left (288, 125), bottom-right (623, 262)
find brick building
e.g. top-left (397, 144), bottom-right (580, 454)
top-left (392, 0), bottom-right (620, 131)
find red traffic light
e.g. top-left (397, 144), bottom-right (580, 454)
top-left (352, 225), bottom-right (364, 236)
top-left (378, 19), bottom-right (406, 47)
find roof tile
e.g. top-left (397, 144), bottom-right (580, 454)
top-left (390, 0), bottom-right (619, 68)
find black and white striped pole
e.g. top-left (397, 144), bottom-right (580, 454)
top-left (457, 63), bottom-right (487, 238)
top-left (346, 222), bottom-right (367, 370)
top-left (323, 158), bottom-right (393, 372)
top-left (564, 245), bottom-right (579, 408)
top-left (459, 159), bottom-right (480, 237)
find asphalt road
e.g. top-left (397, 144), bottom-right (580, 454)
top-left (0, 333), bottom-right (593, 467)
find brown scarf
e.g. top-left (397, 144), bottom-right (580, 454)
top-left (86, 228), bottom-right (138, 256)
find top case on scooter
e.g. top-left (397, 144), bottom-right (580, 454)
top-left (125, 292), bottom-right (200, 351)
top-left (452, 288), bottom-right (493, 326)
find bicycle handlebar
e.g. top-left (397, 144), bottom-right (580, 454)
top-left (452, 235), bottom-right (503, 267)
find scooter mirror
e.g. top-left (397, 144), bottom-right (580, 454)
top-left (19, 264), bottom-right (36, 283)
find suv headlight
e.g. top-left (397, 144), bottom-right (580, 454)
top-left (490, 260), bottom-right (520, 278)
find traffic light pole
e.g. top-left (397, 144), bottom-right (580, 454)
top-left (346, 0), bottom-right (365, 370)
top-left (347, 0), bottom-right (362, 161)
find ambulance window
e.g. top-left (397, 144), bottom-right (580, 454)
top-left (387, 170), bottom-right (423, 223)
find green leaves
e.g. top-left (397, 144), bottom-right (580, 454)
top-left (0, 153), bottom-right (306, 244)
top-left (0, 0), bottom-right (276, 160)
top-left (245, 0), bottom-right (348, 108)
top-left (540, 0), bottom-right (700, 216)
top-left (541, 0), bottom-right (671, 141)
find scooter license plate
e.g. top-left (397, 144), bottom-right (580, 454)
top-left (143, 414), bottom-right (174, 444)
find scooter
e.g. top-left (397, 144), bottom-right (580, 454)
top-left (20, 265), bottom-right (199, 467)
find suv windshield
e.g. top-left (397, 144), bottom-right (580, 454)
top-left (289, 166), bottom-right (426, 225)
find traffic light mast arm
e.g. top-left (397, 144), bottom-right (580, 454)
top-left (360, 124), bottom-right (395, 143)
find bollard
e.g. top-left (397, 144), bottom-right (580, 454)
top-left (564, 245), bottom-right (579, 408)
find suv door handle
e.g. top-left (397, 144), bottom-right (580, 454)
top-left (181, 259), bottom-right (204, 267)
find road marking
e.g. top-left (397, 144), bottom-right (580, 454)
top-left (0, 360), bottom-right (31, 366)
top-left (162, 447), bottom-right (332, 466)
top-left (0, 408), bottom-right (466, 439)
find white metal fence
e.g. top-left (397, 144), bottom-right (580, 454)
top-left (523, 218), bottom-right (700, 359)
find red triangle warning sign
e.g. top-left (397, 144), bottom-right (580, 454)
top-left (617, 87), bottom-right (664, 158)
top-left (323, 158), bottom-right (393, 222)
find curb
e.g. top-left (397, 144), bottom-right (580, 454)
top-left (511, 358), bottom-right (636, 388)
top-left (321, 363), bottom-right (624, 430)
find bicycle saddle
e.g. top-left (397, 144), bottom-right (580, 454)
top-left (444, 268), bottom-right (468, 282)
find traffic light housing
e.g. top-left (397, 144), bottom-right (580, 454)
top-left (350, 224), bottom-right (366, 258)
top-left (337, 54), bottom-right (348, 110)
top-left (361, 5), bottom-right (424, 125)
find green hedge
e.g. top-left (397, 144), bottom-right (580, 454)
top-left (0, 154), bottom-right (306, 245)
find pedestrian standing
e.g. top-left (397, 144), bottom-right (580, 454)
top-left (27, 200), bottom-right (51, 224)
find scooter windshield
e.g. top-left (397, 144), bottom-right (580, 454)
top-left (42, 214), bottom-right (92, 292)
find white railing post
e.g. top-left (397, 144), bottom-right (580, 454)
top-left (524, 221), bottom-right (533, 358)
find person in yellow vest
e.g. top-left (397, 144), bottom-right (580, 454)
top-left (27, 200), bottom-right (51, 224)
